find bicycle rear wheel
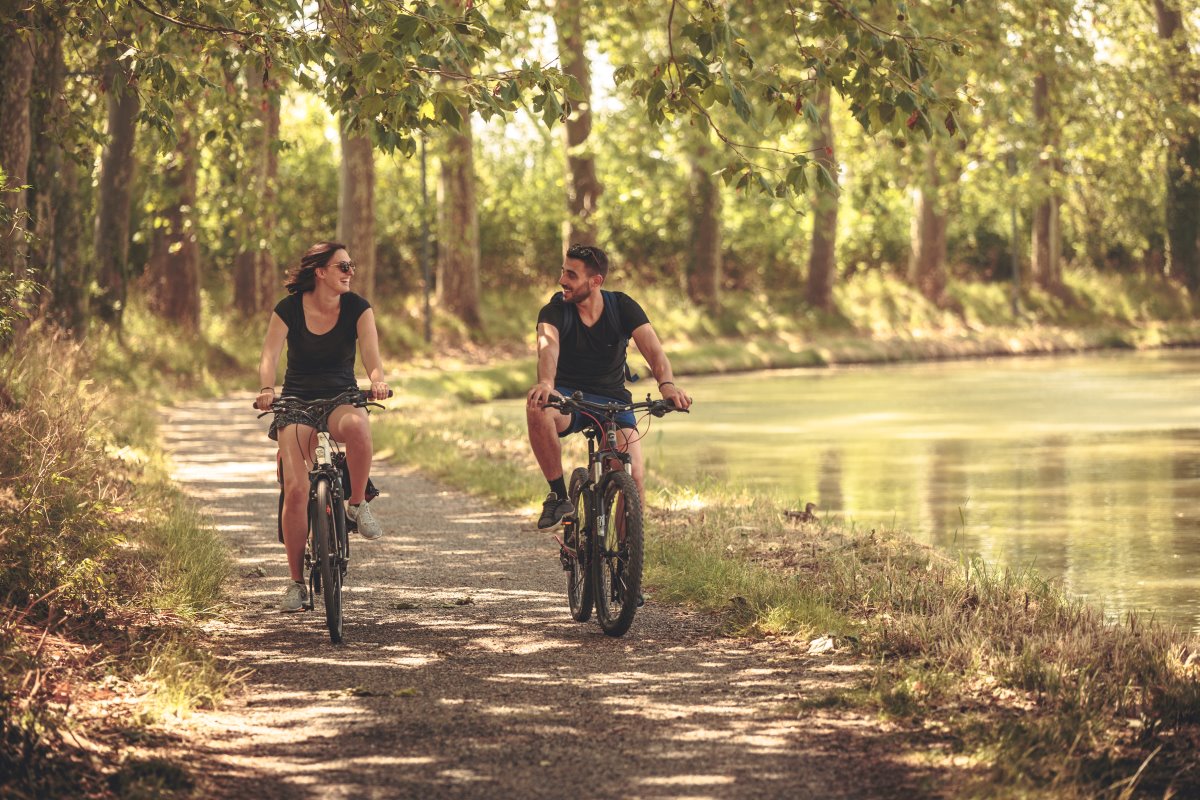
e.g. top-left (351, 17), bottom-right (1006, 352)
top-left (312, 477), bottom-right (343, 644)
top-left (593, 471), bottom-right (643, 637)
top-left (565, 467), bottom-right (592, 622)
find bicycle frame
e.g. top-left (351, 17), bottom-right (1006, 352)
top-left (258, 388), bottom-right (386, 641)
top-left (549, 391), bottom-right (685, 636)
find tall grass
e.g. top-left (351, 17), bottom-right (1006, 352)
top-left (0, 323), bottom-right (235, 796)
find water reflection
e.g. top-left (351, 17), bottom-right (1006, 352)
top-left (500, 350), bottom-right (1200, 633)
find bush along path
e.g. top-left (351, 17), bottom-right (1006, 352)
top-left (158, 395), bottom-right (967, 800)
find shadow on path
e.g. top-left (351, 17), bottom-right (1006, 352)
top-left (160, 396), bottom-right (961, 799)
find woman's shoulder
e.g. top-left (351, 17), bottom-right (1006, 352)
top-left (273, 292), bottom-right (300, 318)
top-left (342, 291), bottom-right (372, 319)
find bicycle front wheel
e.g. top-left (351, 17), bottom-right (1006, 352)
top-left (593, 471), bottom-right (643, 637)
top-left (565, 467), bottom-right (592, 622)
top-left (312, 477), bottom-right (343, 644)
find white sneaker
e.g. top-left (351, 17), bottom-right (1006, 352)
top-left (347, 501), bottom-right (382, 540)
top-left (280, 580), bottom-right (307, 612)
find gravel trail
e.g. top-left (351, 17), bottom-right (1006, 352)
top-left (160, 395), bottom-right (954, 799)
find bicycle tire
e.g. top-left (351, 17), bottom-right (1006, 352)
top-left (312, 477), bottom-right (343, 644)
top-left (593, 471), bottom-right (643, 637)
top-left (565, 467), bottom-right (593, 622)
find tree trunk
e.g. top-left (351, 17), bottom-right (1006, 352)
top-left (806, 86), bottom-right (838, 311)
top-left (687, 134), bottom-right (722, 309)
top-left (1154, 0), bottom-right (1200, 293)
top-left (0, 1), bottom-right (34, 282)
top-left (92, 51), bottom-right (140, 326)
top-left (143, 115), bottom-right (200, 330)
top-left (28, 12), bottom-right (63, 319)
top-left (1030, 71), bottom-right (1063, 291)
top-left (555, 0), bottom-right (602, 247)
top-left (908, 145), bottom-right (948, 301)
top-left (437, 125), bottom-right (481, 328)
top-left (338, 129), bottom-right (376, 301)
top-left (234, 61), bottom-right (280, 314)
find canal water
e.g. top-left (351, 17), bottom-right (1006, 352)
top-left (512, 349), bottom-right (1200, 632)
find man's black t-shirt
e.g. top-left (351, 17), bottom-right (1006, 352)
top-left (537, 291), bottom-right (649, 401)
top-left (274, 291), bottom-right (371, 400)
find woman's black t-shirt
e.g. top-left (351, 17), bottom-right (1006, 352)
top-left (536, 291), bottom-right (649, 401)
top-left (274, 291), bottom-right (371, 400)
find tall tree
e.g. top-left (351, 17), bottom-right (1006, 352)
top-left (1030, 68), bottom-right (1063, 291)
top-left (555, 0), bottom-right (602, 247)
top-left (437, 120), bottom-right (481, 327)
top-left (687, 129), bottom-right (723, 309)
top-left (27, 9), bottom-right (62, 308)
top-left (1153, 0), bottom-right (1200, 293)
top-left (234, 60), bottom-right (281, 315)
top-left (908, 143), bottom-right (950, 301)
top-left (338, 129), bottom-right (377, 301)
top-left (806, 86), bottom-right (838, 311)
top-left (92, 46), bottom-right (139, 326)
top-left (143, 109), bottom-right (200, 330)
top-left (0, 0), bottom-right (34, 280)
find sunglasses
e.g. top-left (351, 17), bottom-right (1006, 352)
top-left (330, 260), bottom-right (356, 275)
top-left (565, 245), bottom-right (602, 268)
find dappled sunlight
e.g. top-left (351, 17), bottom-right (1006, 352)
top-left (160, 395), bottom-right (964, 798)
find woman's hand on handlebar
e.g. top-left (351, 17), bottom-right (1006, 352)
top-left (368, 380), bottom-right (390, 401)
top-left (527, 381), bottom-right (559, 410)
top-left (255, 387), bottom-right (276, 411)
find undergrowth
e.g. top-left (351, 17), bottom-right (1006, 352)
top-left (0, 323), bottom-right (234, 798)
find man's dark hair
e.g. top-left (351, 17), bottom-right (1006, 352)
top-left (565, 244), bottom-right (609, 278)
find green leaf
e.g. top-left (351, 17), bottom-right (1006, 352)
top-left (358, 51), bottom-right (382, 75)
top-left (815, 163), bottom-right (836, 191)
top-left (803, 100), bottom-right (821, 126)
top-left (436, 94), bottom-right (463, 130)
top-left (393, 13), bottom-right (422, 42)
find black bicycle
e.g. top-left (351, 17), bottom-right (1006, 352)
top-left (544, 392), bottom-right (687, 637)
top-left (256, 389), bottom-right (386, 644)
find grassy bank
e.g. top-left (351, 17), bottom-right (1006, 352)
top-left (378, 268), bottom-right (1200, 404)
top-left (371, 383), bottom-right (1200, 799)
top-left (0, 323), bottom-right (239, 799)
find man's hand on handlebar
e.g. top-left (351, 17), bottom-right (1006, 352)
top-left (527, 381), bottom-right (560, 410)
top-left (659, 383), bottom-right (692, 411)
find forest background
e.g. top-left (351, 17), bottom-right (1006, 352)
top-left (3, 1), bottom-right (1200, 799)
top-left (2, 0), bottom-right (1198, 353)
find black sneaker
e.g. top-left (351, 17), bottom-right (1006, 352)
top-left (538, 492), bottom-right (574, 530)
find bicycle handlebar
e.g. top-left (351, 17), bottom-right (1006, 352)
top-left (544, 391), bottom-right (689, 418)
top-left (254, 388), bottom-right (393, 416)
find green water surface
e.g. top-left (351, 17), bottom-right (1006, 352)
top-left (507, 349), bottom-right (1200, 632)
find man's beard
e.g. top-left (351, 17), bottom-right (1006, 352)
top-left (564, 283), bottom-right (592, 304)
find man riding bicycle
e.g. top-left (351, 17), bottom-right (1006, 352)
top-left (525, 244), bottom-right (692, 530)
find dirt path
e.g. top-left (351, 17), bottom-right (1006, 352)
top-left (160, 396), bottom-right (955, 800)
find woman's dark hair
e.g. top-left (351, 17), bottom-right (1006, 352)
top-left (284, 241), bottom-right (347, 294)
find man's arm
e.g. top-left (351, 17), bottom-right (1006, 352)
top-left (630, 322), bottom-right (692, 410)
top-left (526, 322), bottom-right (562, 409)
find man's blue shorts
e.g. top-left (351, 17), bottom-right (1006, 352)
top-left (555, 386), bottom-right (636, 438)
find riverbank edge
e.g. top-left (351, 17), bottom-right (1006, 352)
top-left (371, 336), bottom-right (1200, 798)
top-left (400, 319), bottom-right (1200, 403)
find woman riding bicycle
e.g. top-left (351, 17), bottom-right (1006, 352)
top-left (255, 241), bottom-right (389, 612)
